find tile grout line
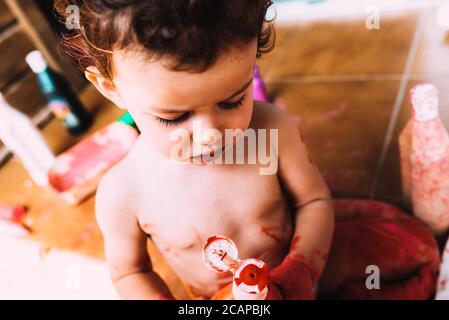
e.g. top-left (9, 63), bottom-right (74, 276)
top-left (264, 72), bottom-right (449, 84)
top-left (369, 9), bottom-right (428, 199)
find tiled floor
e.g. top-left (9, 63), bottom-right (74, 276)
top-left (1, 2), bottom-right (449, 299)
top-left (260, 6), bottom-right (449, 209)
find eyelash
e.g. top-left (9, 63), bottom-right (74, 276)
top-left (155, 94), bottom-right (247, 127)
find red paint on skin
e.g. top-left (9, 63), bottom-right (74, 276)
top-left (314, 249), bottom-right (329, 262)
top-left (307, 154), bottom-right (314, 166)
top-left (270, 254), bottom-right (316, 300)
top-left (193, 228), bottom-right (204, 247)
top-left (234, 263), bottom-right (270, 292)
top-left (261, 227), bottom-right (282, 244)
top-left (289, 236), bottom-right (301, 251)
top-left (300, 130), bottom-right (305, 143)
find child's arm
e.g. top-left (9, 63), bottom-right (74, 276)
top-left (271, 109), bottom-right (335, 300)
top-left (95, 170), bottom-right (174, 300)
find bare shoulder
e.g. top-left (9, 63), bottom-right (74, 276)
top-left (251, 101), bottom-right (300, 141)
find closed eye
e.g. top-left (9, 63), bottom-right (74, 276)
top-left (154, 94), bottom-right (247, 127)
top-left (155, 112), bottom-right (191, 127)
top-left (218, 94), bottom-right (246, 110)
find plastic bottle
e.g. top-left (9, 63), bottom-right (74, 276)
top-left (0, 93), bottom-right (55, 185)
top-left (253, 65), bottom-right (269, 102)
top-left (407, 84), bottom-right (449, 234)
top-left (25, 50), bottom-right (92, 135)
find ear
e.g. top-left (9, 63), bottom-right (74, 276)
top-left (85, 66), bottom-right (127, 110)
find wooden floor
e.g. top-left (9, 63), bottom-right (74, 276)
top-left (0, 6), bottom-right (448, 299)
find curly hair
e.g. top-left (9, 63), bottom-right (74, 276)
top-left (54, 0), bottom-right (275, 79)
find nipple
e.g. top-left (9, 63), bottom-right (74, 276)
top-left (202, 236), bottom-right (270, 300)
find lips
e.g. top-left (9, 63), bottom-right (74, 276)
top-left (190, 145), bottom-right (226, 161)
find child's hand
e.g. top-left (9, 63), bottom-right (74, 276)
top-left (270, 255), bottom-right (315, 300)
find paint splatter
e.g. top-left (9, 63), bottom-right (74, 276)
top-left (308, 101), bottom-right (348, 125)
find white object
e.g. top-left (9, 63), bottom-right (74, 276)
top-left (25, 50), bottom-right (48, 74)
top-left (231, 258), bottom-right (269, 300)
top-left (0, 93), bottom-right (55, 185)
top-left (436, 238), bottom-right (449, 300)
top-left (410, 84), bottom-right (439, 122)
top-left (202, 236), bottom-right (270, 300)
top-left (437, 3), bottom-right (449, 31)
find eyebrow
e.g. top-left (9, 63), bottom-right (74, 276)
top-left (151, 77), bottom-right (254, 114)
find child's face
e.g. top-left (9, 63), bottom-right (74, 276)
top-left (103, 42), bottom-right (258, 163)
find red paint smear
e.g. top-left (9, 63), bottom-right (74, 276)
top-left (234, 263), bottom-right (270, 292)
top-left (289, 236), bottom-right (301, 251)
top-left (300, 130), bottom-right (305, 143)
top-left (307, 154), bottom-right (314, 166)
top-left (315, 249), bottom-right (329, 261)
top-left (0, 205), bottom-right (27, 222)
top-left (308, 101), bottom-right (348, 125)
top-left (193, 228), bottom-right (204, 247)
top-left (270, 254), bottom-right (316, 300)
top-left (261, 227), bottom-right (282, 243)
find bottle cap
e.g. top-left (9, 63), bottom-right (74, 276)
top-left (410, 84), bottom-right (439, 122)
top-left (117, 112), bottom-right (137, 128)
top-left (25, 50), bottom-right (48, 74)
top-left (203, 236), bottom-right (239, 272)
top-left (232, 258), bottom-right (270, 300)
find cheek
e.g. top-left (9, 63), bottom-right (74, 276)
top-left (235, 96), bottom-right (254, 130)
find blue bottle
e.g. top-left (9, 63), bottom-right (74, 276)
top-left (26, 50), bottom-right (92, 135)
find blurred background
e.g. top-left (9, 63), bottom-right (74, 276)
top-left (0, 0), bottom-right (449, 299)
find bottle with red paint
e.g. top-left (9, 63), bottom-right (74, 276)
top-left (202, 236), bottom-right (282, 300)
top-left (400, 84), bottom-right (449, 234)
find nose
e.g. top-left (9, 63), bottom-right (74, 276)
top-left (191, 113), bottom-right (222, 149)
